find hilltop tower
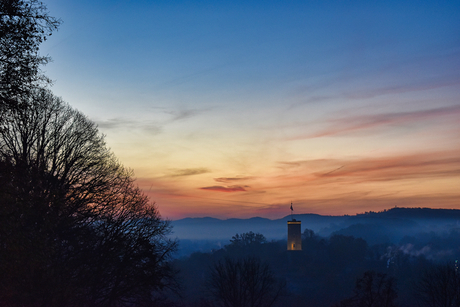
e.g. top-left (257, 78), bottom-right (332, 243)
top-left (287, 203), bottom-right (302, 250)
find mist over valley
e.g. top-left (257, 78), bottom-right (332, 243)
top-left (172, 207), bottom-right (460, 259)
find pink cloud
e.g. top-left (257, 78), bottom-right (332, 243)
top-left (272, 150), bottom-right (460, 189)
top-left (136, 150), bottom-right (460, 219)
top-left (169, 168), bottom-right (210, 177)
top-left (313, 153), bottom-right (460, 182)
top-left (200, 185), bottom-right (247, 192)
top-left (214, 177), bottom-right (255, 183)
top-left (289, 104), bottom-right (460, 140)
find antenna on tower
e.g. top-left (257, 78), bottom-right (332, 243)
top-left (290, 201), bottom-right (293, 220)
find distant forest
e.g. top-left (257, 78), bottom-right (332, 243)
top-left (165, 207), bottom-right (460, 307)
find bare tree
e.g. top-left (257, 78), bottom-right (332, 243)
top-left (207, 257), bottom-right (285, 307)
top-left (414, 262), bottom-right (460, 307)
top-left (0, 0), bottom-right (61, 109)
top-left (0, 88), bottom-right (177, 306)
top-left (333, 270), bottom-right (398, 307)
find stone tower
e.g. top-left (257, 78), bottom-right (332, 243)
top-left (287, 219), bottom-right (302, 250)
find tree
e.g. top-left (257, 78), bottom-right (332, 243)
top-left (302, 228), bottom-right (315, 239)
top-left (0, 88), bottom-right (177, 306)
top-left (225, 232), bottom-right (268, 258)
top-left (336, 271), bottom-right (398, 307)
top-left (328, 235), bottom-right (368, 270)
top-left (0, 0), bottom-right (61, 109)
top-left (333, 271), bottom-right (398, 307)
top-left (414, 262), bottom-right (460, 307)
top-left (229, 231), bottom-right (267, 248)
top-left (207, 257), bottom-right (285, 307)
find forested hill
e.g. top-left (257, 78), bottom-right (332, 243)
top-left (173, 207), bottom-right (460, 306)
top-left (171, 207), bottom-right (460, 243)
top-left (171, 214), bottom-right (346, 240)
top-left (356, 207), bottom-right (460, 219)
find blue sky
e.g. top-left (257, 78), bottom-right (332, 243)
top-left (41, 0), bottom-right (460, 219)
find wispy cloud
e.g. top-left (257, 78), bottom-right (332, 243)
top-left (96, 118), bottom-right (163, 134)
top-left (200, 185), bottom-right (248, 192)
top-left (316, 156), bottom-right (460, 182)
top-left (214, 177), bottom-right (255, 183)
top-left (95, 106), bottom-right (208, 133)
top-left (343, 75), bottom-right (460, 100)
top-left (169, 168), bottom-right (210, 177)
top-left (167, 108), bottom-right (208, 122)
top-left (290, 52), bottom-right (460, 109)
top-left (289, 104), bottom-right (460, 139)
top-left (274, 150), bottom-right (460, 188)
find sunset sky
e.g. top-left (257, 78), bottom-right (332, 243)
top-left (41, 0), bottom-right (460, 220)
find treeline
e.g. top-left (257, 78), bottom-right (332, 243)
top-left (170, 230), bottom-right (460, 307)
top-left (0, 1), bottom-right (176, 306)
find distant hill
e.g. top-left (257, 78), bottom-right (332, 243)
top-left (171, 214), bottom-right (347, 241)
top-left (171, 207), bottom-right (460, 247)
top-left (357, 207), bottom-right (460, 220)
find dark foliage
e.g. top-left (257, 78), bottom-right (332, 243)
top-left (329, 235), bottom-right (368, 268)
top-left (0, 89), bottom-right (177, 306)
top-left (229, 231), bottom-right (267, 247)
top-left (414, 262), bottom-right (460, 307)
top-left (333, 271), bottom-right (398, 307)
top-left (206, 257), bottom-right (285, 307)
top-left (173, 226), bottom-right (454, 307)
top-left (0, 0), bottom-right (61, 109)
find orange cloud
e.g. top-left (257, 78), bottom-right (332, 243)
top-left (313, 153), bottom-right (460, 182)
top-left (214, 177), bottom-right (255, 183)
top-left (200, 185), bottom-right (248, 192)
top-left (169, 168), bottom-right (210, 177)
top-left (136, 149), bottom-right (460, 220)
top-left (261, 151), bottom-right (460, 199)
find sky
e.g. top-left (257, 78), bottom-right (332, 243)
top-left (41, 0), bottom-right (460, 220)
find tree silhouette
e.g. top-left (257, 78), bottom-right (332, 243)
top-left (333, 270), bottom-right (398, 307)
top-left (0, 88), bottom-right (177, 306)
top-left (302, 228), bottom-right (315, 239)
top-left (0, 0), bottom-right (61, 109)
top-left (414, 262), bottom-right (460, 307)
top-left (229, 231), bottom-right (267, 247)
top-left (207, 257), bottom-right (285, 307)
top-left (328, 235), bottom-right (368, 270)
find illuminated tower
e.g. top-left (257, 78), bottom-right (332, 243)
top-left (287, 203), bottom-right (302, 250)
top-left (287, 220), bottom-right (302, 250)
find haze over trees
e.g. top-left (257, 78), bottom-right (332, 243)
top-left (170, 227), bottom-right (460, 307)
top-left (207, 257), bottom-right (285, 307)
top-left (0, 1), bottom-right (176, 306)
top-left (333, 271), bottom-right (398, 307)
